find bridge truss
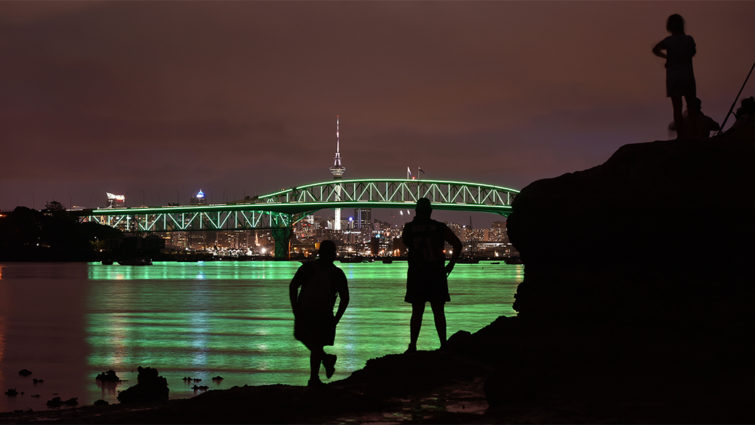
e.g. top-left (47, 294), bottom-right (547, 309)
top-left (258, 178), bottom-right (518, 214)
top-left (84, 178), bottom-right (518, 233)
top-left (86, 209), bottom-right (293, 233)
top-left (83, 178), bottom-right (518, 258)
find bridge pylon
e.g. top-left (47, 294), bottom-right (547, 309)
top-left (271, 227), bottom-right (292, 260)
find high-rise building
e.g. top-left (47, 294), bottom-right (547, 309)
top-left (354, 208), bottom-right (372, 230)
top-left (329, 115), bottom-right (346, 231)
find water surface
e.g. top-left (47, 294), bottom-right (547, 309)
top-left (0, 261), bottom-right (521, 412)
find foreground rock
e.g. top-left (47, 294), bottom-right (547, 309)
top-left (116, 367), bottom-right (168, 404)
top-left (491, 102), bottom-right (755, 422)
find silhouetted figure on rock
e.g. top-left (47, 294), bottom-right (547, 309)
top-left (680, 97), bottom-right (720, 140)
top-left (289, 240), bottom-right (349, 387)
top-left (653, 13), bottom-right (697, 139)
top-left (402, 198), bottom-right (462, 352)
top-left (669, 97), bottom-right (721, 140)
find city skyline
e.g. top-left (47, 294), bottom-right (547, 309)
top-left (1, 1), bottom-right (753, 217)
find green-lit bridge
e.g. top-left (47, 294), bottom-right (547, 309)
top-left (84, 178), bottom-right (519, 257)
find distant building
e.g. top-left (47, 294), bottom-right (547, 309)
top-left (191, 189), bottom-right (207, 205)
top-left (105, 192), bottom-right (125, 208)
top-left (354, 208), bottom-right (372, 230)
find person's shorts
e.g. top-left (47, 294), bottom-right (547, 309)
top-left (294, 310), bottom-right (336, 348)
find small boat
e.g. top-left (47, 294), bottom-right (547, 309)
top-left (456, 257), bottom-right (479, 264)
top-left (382, 258), bottom-right (394, 264)
top-left (117, 258), bottom-right (153, 266)
top-left (101, 259), bottom-right (114, 265)
top-left (338, 257), bottom-right (365, 263)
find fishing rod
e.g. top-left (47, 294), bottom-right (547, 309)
top-left (717, 61), bottom-right (755, 136)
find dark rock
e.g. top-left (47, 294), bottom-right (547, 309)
top-left (211, 376), bottom-right (224, 382)
top-left (4, 389), bottom-right (18, 397)
top-left (116, 366), bottom-right (169, 404)
top-left (32, 378), bottom-right (44, 384)
top-left (507, 117), bottom-right (755, 328)
top-left (47, 396), bottom-right (78, 407)
top-left (18, 369), bottom-right (32, 377)
top-left (46, 397), bottom-right (63, 408)
top-left (487, 108), bottom-right (755, 422)
top-left (95, 370), bottom-right (120, 383)
top-left (192, 385), bottom-right (209, 391)
top-left (93, 399), bottom-right (109, 407)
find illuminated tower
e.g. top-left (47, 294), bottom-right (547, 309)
top-left (329, 114), bottom-right (346, 231)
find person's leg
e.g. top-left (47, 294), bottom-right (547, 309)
top-left (322, 350), bottom-right (337, 378)
top-left (308, 345), bottom-right (324, 385)
top-left (408, 302), bottom-right (425, 352)
top-left (671, 96), bottom-right (683, 139)
top-left (430, 301), bottom-right (447, 348)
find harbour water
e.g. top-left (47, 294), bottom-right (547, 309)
top-left (0, 261), bottom-right (522, 412)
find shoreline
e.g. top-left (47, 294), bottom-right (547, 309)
top-left (0, 327), bottom-right (502, 424)
top-left (6, 313), bottom-right (754, 424)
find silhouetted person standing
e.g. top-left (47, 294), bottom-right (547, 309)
top-left (401, 198), bottom-right (462, 353)
top-left (653, 14), bottom-right (697, 139)
top-left (289, 240), bottom-right (349, 386)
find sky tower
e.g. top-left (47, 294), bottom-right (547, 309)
top-left (329, 114), bottom-right (346, 231)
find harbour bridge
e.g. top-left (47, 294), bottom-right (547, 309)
top-left (83, 178), bottom-right (519, 258)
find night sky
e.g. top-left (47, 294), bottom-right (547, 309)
top-left (1, 1), bottom-right (753, 222)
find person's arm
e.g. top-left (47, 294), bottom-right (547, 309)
top-left (443, 226), bottom-right (463, 275)
top-left (652, 41), bottom-right (667, 59)
top-left (334, 273), bottom-right (349, 325)
top-left (401, 223), bottom-right (412, 248)
top-left (289, 268), bottom-right (303, 314)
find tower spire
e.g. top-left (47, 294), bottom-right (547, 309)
top-left (336, 114), bottom-right (340, 163)
top-left (329, 114), bottom-right (346, 231)
top-left (330, 114), bottom-right (345, 177)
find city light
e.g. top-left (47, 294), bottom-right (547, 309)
top-left (105, 192), bottom-right (125, 208)
top-left (196, 190), bottom-right (205, 199)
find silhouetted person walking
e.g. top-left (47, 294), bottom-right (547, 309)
top-left (289, 240), bottom-right (349, 386)
top-left (653, 14), bottom-right (697, 139)
top-left (401, 198), bottom-right (462, 353)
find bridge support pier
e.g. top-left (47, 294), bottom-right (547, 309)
top-left (271, 227), bottom-right (292, 260)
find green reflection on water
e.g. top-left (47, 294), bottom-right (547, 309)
top-left (86, 261), bottom-right (521, 403)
